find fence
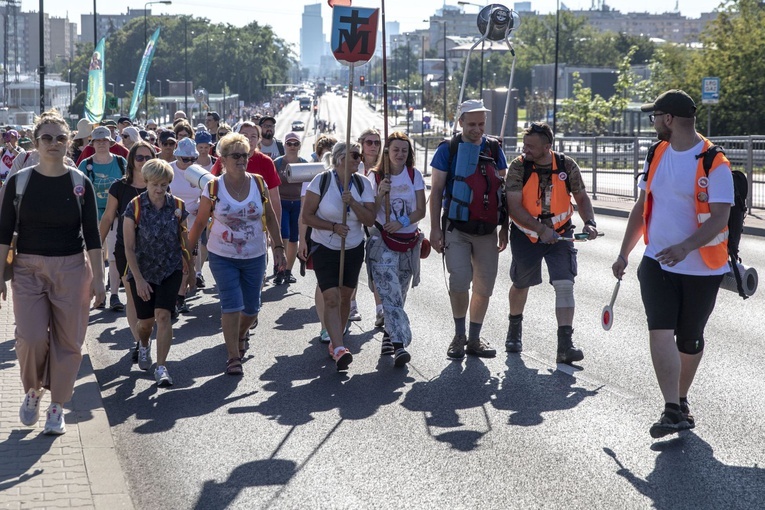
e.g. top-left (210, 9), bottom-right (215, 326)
top-left (410, 135), bottom-right (765, 210)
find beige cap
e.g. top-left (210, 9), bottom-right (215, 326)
top-left (73, 118), bottom-right (94, 140)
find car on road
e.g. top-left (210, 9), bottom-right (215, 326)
top-left (291, 120), bottom-right (305, 131)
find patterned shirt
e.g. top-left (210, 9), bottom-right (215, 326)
top-left (505, 153), bottom-right (586, 218)
top-left (124, 192), bottom-right (189, 284)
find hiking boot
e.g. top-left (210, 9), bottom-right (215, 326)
top-left (556, 326), bottom-right (584, 364)
top-left (349, 301), bottom-right (361, 322)
top-left (680, 398), bottom-right (696, 429)
top-left (447, 334), bottom-right (467, 359)
top-left (19, 388), bottom-right (45, 427)
top-left (380, 331), bottom-right (394, 356)
top-left (109, 294), bottom-right (124, 312)
top-left (649, 408), bottom-right (691, 439)
top-left (195, 273), bottom-right (206, 288)
top-left (43, 403), bottom-right (66, 435)
top-left (285, 270), bottom-right (297, 284)
top-left (274, 270), bottom-right (286, 285)
top-left (466, 337), bottom-right (497, 358)
top-left (505, 314), bottom-right (523, 353)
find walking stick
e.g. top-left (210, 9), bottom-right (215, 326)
top-left (339, 63), bottom-right (355, 288)
top-left (381, 0), bottom-right (391, 219)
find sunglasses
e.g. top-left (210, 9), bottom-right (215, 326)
top-left (529, 123), bottom-right (552, 143)
top-left (226, 152), bottom-right (248, 160)
top-left (134, 154), bottom-right (154, 162)
top-left (364, 139), bottom-right (381, 146)
top-left (344, 152), bottom-right (361, 160)
top-left (180, 157), bottom-right (198, 163)
top-left (37, 134), bottom-right (69, 144)
top-left (285, 141), bottom-right (300, 147)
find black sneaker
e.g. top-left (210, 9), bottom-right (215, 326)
top-left (680, 399), bottom-right (696, 429)
top-left (466, 337), bottom-right (497, 358)
top-left (394, 347), bottom-right (411, 367)
top-left (176, 298), bottom-right (190, 314)
top-left (447, 334), bottom-right (467, 359)
top-left (109, 294), bottom-right (124, 312)
top-left (285, 270), bottom-right (297, 284)
top-left (380, 332), bottom-right (394, 356)
top-left (195, 274), bottom-right (206, 288)
top-left (131, 341), bottom-right (139, 363)
top-left (274, 271), bottom-right (285, 285)
top-left (649, 408), bottom-right (691, 439)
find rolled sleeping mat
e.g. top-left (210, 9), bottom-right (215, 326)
top-left (184, 164), bottom-right (215, 190)
top-left (287, 163), bottom-right (325, 183)
top-left (719, 262), bottom-right (758, 297)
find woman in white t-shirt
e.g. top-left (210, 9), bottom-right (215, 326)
top-left (366, 132), bottom-right (426, 367)
top-left (301, 142), bottom-right (376, 371)
top-left (187, 134), bottom-right (286, 376)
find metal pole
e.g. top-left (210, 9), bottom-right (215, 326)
top-left (406, 37), bottom-right (410, 135)
top-left (552, 0), bottom-right (560, 133)
top-left (443, 22), bottom-right (447, 134)
top-left (707, 106), bottom-right (711, 137)
top-left (479, 40), bottom-right (484, 99)
top-left (39, 0), bottom-right (45, 114)
top-left (144, 10), bottom-right (148, 119)
top-left (184, 16), bottom-right (188, 113)
top-left (93, 0), bottom-right (97, 49)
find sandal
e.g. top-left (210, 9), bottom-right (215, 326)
top-left (239, 338), bottom-right (250, 358)
top-left (225, 357), bottom-right (243, 376)
top-left (332, 346), bottom-right (353, 371)
top-left (249, 317), bottom-right (259, 330)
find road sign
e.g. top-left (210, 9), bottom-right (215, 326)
top-left (702, 77), bottom-right (720, 105)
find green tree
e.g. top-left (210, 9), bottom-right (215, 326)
top-left (558, 72), bottom-right (611, 135)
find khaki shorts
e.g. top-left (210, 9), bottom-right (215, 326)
top-left (444, 227), bottom-right (499, 296)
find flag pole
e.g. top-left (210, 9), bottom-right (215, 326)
top-left (381, 0), bottom-right (391, 219)
top-left (338, 63), bottom-right (355, 287)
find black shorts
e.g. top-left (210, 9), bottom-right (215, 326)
top-left (129, 270), bottom-right (184, 320)
top-left (114, 243), bottom-right (128, 278)
top-left (312, 242), bottom-right (365, 292)
top-left (637, 256), bottom-right (723, 341)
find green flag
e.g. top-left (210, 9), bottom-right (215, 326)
top-left (129, 28), bottom-right (161, 120)
top-left (84, 38), bottom-right (106, 123)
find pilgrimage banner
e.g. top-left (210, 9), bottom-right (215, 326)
top-left (331, 5), bottom-right (378, 66)
top-left (128, 27), bottom-right (161, 120)
top-left (83, 37), bottom-right (106, 123)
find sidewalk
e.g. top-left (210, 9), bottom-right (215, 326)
top-left (0, 291), bottom-right (133, 510)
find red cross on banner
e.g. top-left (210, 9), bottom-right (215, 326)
top-left (330, 6), bottom-right (379, 66)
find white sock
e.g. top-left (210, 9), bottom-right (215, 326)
top-left (376, 304), bottom-right (384, 315)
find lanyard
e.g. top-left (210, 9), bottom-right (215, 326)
top-left (332, 170), bottom-right (351, 213)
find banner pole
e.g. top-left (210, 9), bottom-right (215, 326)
top-left (381, 0), bottom-right (391, 218)
top-left (339, 63), bottom-right (355, 288)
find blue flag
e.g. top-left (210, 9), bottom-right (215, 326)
top-left (129, 28), bottom-right (161, 120)
top-left (84, 38), bottom-right (106, 123)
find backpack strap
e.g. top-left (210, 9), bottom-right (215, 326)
top-left (129, 195), bottom-right (142, 225)
top-left (276, 140), bottom-right (285, 156)
top-left (700, 144), bottom-right (725, 177)
top-left (207, 178), bottom-right (220, 211)
top-left (640, 141), bottom-right (662, 181)
top-left (115, 156), bottom-right (126, 176)
top-left (318, 171), bottom-right (331, 200)
top-left (522, 152), bottom-right (571, 192)
top-left (12, 167), bottom-right (33, 234)
top-left (252, 174), bottom-right (268, 204)
top-left (68, 169), bottom-right (85, 223)
top-left (351, 173), bottom-right (365, 195)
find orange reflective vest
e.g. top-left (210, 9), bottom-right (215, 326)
top-left (516, 152), bottom-right (574, 243)
top-left (642, 137), bottom-right (729, 269)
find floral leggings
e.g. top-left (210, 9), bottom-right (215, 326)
top-left (369, 245), bottom-right (416, 348)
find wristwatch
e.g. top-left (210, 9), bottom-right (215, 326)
top-left (585, 219), bottom-right (597, 228)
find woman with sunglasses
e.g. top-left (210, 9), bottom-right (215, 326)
top-left (187, 134), bottom-right (286, 376)
top-left (99, 141), bottom-right (152, 363)
top-left (0, 110), bottom-right (105, 435)
top-left (366, 132), bottom-right (426, 367)
top-left (301, 142), bottom-right (376, 371)
top-left (273, 132), bottom-right (307, 285)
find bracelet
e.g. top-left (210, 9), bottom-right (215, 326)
top-left (618, 254), bottom-right (628, 266)
top-left (273, 245), bottom-right (285, 250)
top-left (399, 215), bottom-right (411, 228)
top-left (331, 222), bottom-right (336, 233)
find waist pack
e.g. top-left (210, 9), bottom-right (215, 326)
top-left (375, 222), bottom-right (420, 252)
top-left (442, 135), bottom-right (507, 236)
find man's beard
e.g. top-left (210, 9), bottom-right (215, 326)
top-left (262, 132), bottom-right (274, 140)
top-left (657, 126), bottom-right (671, 142)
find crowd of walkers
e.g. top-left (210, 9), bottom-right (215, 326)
top-left (0, 88), bottom-right (735, 441)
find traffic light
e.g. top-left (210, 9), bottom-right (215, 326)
top-left (359, 75), bottom-right (365, 86)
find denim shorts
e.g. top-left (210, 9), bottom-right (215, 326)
top-left (280, 199), bottom-right (302, 242)
top-left (207, 251), bottom-right (266, 315)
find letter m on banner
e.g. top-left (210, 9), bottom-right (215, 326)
top-left (331, 6), bottom-right (379, 66)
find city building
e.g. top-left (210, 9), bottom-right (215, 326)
top-left (80, 8), bottom-right (148, 48)
top-left (300, 3), bottom-right (324, 78)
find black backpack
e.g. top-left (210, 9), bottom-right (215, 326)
top-left (644, 141), bottom-right (750, 298)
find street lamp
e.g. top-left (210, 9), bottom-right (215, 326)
top-left (145, 1), bottom-right (172, 119)
top-left (458, 0), bottom-right (486, 99)
top-left (553, 0), bottom-right (560, 133)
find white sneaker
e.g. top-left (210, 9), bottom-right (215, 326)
top-left (19, 388), bottom-right (45, 426)
top-left (43, 403), bottom-right (66, 435)
top-left (154, 365), bottom-right (174, 387)
top-left (349, 301), bottom-right (361, 322)
top-left (138, 342), bottom-right (152, 371)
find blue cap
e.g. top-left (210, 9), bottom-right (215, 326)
top-left (195, 130), bottom-right (212, 145)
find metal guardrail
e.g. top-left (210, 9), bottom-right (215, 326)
top-left (410, 135), bottom-right (764, 210)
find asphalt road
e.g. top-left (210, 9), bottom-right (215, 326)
top-left (86, 203), bottom-right (765, 508)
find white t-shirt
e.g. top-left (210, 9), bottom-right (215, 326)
top-left (639, 140), bottom-right (734, 276)
top-left (260, 141), bottom-right (281, 160)
top-left (202, 175), bottom-right (267, 259)
top-left (370, 167), bottom-right (425, 234)
top-left (170, 162), bottom-right (202, 217)
top-left (306, 171), bottom-right (374, 250)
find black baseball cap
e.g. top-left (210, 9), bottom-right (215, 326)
top-left (118, 117), bottom-right (132, 125)
top-left (640, 89), bottom-right (697, 118)
top-left (159, 130), bottom-right (177, 144)
top-left (258, 116), bottom-right (276, 126)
